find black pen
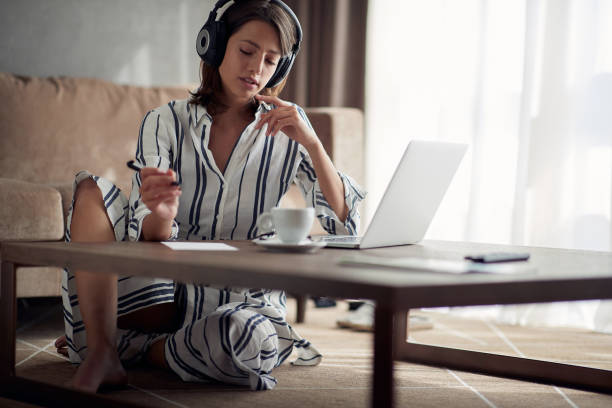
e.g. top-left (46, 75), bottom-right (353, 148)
top-left (126, 160), bottom-right (180, 186)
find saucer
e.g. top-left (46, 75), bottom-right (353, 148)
top-left (252, 237), bottom-right (327, 253)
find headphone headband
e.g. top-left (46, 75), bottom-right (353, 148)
top-left (196, 0), bottom-right (302, 88)
top-left (206, 0), bottom-right (233, 27)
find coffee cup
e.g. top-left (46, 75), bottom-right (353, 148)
top-left (257, 207), bottom-right (315, 244)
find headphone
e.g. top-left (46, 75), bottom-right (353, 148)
top-left (196, 0), bottom-right (302, 88)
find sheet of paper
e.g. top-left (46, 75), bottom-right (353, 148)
top-left (161, 242), bottom-right (238, 251)
top-left (338, 255), bottom-right (536, 275)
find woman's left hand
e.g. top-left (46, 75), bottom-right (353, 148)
top-left (254, 94), bottom-right (319, 150)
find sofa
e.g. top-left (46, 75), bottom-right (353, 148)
top-left (0, 72), bottom-right (364, 300)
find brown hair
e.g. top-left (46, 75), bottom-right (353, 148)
top-left (189, 0), bottom-right (298, 113)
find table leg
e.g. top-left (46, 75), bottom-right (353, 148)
top-left (295, 294), bottom-right (307, 323)
top-left (393, 310), bottom-right (409, 360)
top-left (372, 305), bottom-right (396, 408)
top-left (1, 261), bottom-right (16, 379)
top-left (395, 327), bottom-right (612, 394)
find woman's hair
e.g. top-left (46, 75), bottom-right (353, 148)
top-left (189, 0), bottom-right (298, 113)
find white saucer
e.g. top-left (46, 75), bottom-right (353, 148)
top-left (252, 237), bottom-right (327, 253)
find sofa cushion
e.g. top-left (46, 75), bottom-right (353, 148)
top-left (0, 73), bottom-right (190, 193)
top-left (17, 267), bottom-right (63, 298)
top-left (0, 178), bottom-right (64, 241)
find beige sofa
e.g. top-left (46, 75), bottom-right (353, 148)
top-left (0, 72), bottom-right (364, 299)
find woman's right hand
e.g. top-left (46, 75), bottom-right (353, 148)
top-left (139, 167), bottom-right (181, 221)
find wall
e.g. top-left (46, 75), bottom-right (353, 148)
top-left (0, 0), bottom-right (214, 86)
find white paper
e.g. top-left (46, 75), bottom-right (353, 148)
top-left (161, 242), bottom-right (238, 251)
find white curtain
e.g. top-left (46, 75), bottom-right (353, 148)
top-left (365, 0), bottom-right (612, 332)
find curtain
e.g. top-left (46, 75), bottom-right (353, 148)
top-left (365, 0), bottom-right (612, 332)
top-left (281, 0), bottom-right (368, 109)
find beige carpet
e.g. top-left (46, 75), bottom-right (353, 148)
top-left (11, 298), bottom-right (612, 407)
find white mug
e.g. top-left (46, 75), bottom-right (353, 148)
top-left (257, 207), bottom-right (315, 244)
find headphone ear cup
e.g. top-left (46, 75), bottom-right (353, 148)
top-left (196, 26), bottom-right (211, 59)
top-left (266, 54), bottom-right (295, 88)
top-left (196, 21), bottom-right (227, 67)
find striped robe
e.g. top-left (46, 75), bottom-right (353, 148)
top-left (61, 100), bottom-right (365, 390)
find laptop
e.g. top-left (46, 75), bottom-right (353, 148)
top-left (319, 140), bottom-right (467, 249)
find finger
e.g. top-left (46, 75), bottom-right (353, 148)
top-left (269, 118), bottom-right (295, 137)
top-left (141, 187), bottom-right (179, 203)
top-left (146, 192), bottom-right (181, 210)
top-left (142, 182), bottom-right (178, 198)
top-left (141, 186), bottom-right (181, 202)
top-left (141, 168), bottom-right (176, 183)
top-left (57, 347), bottom-right (68, 357)
top-left (254, 94), bottom-right (290, 107)
top-left (139, 167), bottom-right (167, 178)
top-left (257, 107), bottom-right (293, 133)
top-left (141, 175), bottom-right (178, 190)
top-left (254, 113), bottom-right (270, 130)
top-left (140, 167), bottom-right (176, 179)
top-left (266, 111), bottom-right (295, 136)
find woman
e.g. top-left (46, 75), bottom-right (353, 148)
top-left (57, 0), bottom-right (365, 393)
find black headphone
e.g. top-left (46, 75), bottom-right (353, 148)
top-left (196, 0), bottom-right (302, 88)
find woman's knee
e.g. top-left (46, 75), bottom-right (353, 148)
top-left (70, 178), bottom-right (114, 241)
top-left (165, 309), bottom-right (279, 386)
top-left (209, 309), bottom-right (277, 355)
top-left (73, 179), bottom-right (103, 209)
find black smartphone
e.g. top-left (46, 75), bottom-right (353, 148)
top-left (465, 252), bottom-right (530, 263)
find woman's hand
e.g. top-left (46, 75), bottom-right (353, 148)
top-left (139, 167), bottom-right (181, 221)
top-left (255, 94), bottom-right (348, 222)
top-left (254, 94), bottom-right (320, 151)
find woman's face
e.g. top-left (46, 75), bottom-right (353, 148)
top-left (218, 19), bottom-right (282, 105)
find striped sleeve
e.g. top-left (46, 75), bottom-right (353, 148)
top-left (294, 148), bottom-right (366, 236)
top-left (128, 104), bottom-right (180, 241)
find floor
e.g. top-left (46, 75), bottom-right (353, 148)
top-left (8, 297), bottom-right (612, 407)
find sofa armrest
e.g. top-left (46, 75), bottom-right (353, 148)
top-left (303, 107), bottom-right (364, 185)
top-left (46, 181), bottom-right (75, 229)
top-left (0, 178), bottom-right (64, 241)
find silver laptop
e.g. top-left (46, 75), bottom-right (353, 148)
top-left (320, 140), bottom-right (467, 249)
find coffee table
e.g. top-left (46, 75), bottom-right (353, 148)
top-left (2, 239), bottom-right (612, 407)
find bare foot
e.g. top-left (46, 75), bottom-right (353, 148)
top-left (55, 335), bottom-right (68, 357)
top-left (54, 335), bottom-right (66, 348)
top-left (70, 347), bottom-right (127, 393)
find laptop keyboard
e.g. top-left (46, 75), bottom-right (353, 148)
top-left (321, 236), bottom-right (361, 243)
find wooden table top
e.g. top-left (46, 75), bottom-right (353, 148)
top-left (2, 240), bottom-right (612, 309)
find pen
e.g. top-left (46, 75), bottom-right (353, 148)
top-left (126, 160), bottom-right (180, 186)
